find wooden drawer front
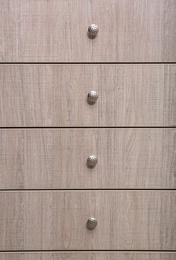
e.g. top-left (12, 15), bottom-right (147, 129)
top-left (0, 0), bottom-right (175, 62)
top-left (0, 65), bottom-right (176, 127)
top-left (0, 253), bottom-right (176, 260)
top-left (0, 129), bottom-right (176, 189)
top-left (0, 191), bottom-right (175, 250)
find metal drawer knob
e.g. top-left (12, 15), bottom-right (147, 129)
top-left (87, 218), bottom-right (97, 230)
top-left (87, 91), bottom-right (98, 103)
top-left (88, 24), bottom-right (99, 36)
top-left (87, 155), bottom-right (98, 168)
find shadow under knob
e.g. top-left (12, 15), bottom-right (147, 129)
top-left (87, 218), bottom-right (98, 230)
top-left (88, 24), bottom-right (99, 36)
top-left (87, 91), bottom-right (98, 104)
top-left (87, 155), bottom-right (98, 168)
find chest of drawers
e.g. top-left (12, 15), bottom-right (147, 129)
top-left (0, 0), bottom-right (176, 259)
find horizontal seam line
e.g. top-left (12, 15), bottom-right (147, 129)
top-left (0, 62), bottom-right (176, 65)
top-left (0, 250), bottom-right (176, 252)
top-left (0, 126), bottom-right (176, 129)
top-left (0, 189), bottom-right (175, 191)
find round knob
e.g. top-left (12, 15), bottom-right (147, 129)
top-left (87, 91), bottom-right (98, 103)
top-left (88, 24), bottom-right (99, 36)
top-left (87, 155), bottom-right (98, 168)
top-left (87, 218), bottom-right (97, 230)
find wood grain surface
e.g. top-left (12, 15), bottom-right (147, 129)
top-left (0, 128), bottom-right (175, 189)
top-left (0, 0), bottom-right (175, 62)
top-left (0, 191), bottom-right (175, 250)
top-left (0, 252), bottom-right (176, 260)
top-left (0, 65), bottom-right (176, 126)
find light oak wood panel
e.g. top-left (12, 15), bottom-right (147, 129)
top-left (0, 128), bottom-right (176, 189)
top-left (0, 65), bottom-right (176, 126)
top-left (0, 0), bottom-right (175, 62)
top-left (0, 252), bottom-right (176, 260)
top-left (0, 191), bottom-right (175, 250)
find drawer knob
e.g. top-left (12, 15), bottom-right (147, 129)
top-left (88, 24), bottom-right (99, 36)
top-left (87, 91), bottom-right (98, 103)
top-left (87, 218), bottom-right (97, 230)
top-left (87, 155), bottom-right (98, 168)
